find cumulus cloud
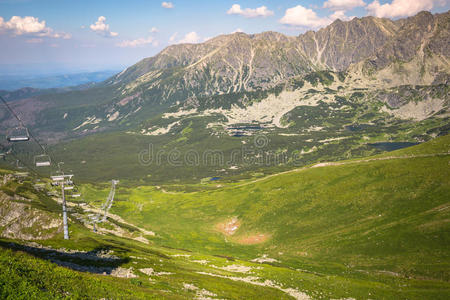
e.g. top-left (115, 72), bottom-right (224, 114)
top-left (150, 27), bottom-right (158, 33)
top-left (366, 0), bottom-right (437, 18)
top-left (227, 4), bottom-right (274, 18)
top-left (168, 31), bottom-right (201, 44)
top-left (323, 0), bottom-right (366, 11)
top-left (330, 10), bottom-right (356, 21)
top-left (280, 5), bottom-right (356, 29)
top-left (89, 16), bottom-right (118, 37)
top-left (232, 28), bottom-right (243, 33)
top-left (280, 5), bottom-right (332, 28)
top-left (0, 16), bottom-right (71, 39)
top-left (117, 36), bottom-right (158, 48)
top-left (179, 31), bottom-right (200, 43)
top-left (162, 2), bottom-right (174, 9)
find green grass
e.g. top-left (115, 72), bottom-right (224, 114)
top-left (0, 136), bottom-right (449, 299)
top-left (80, 135), bottom-right (450, 298)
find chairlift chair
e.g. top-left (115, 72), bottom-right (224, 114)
top-left (7, 126), bottom-right (30, 142)
top-left (15, 172), bottom-right (29, 178)
top-left (34, 184), bottom-right (45, 191)
top-left (70, 186), bottom-right (81, 197)
top-left (35, 154), bottom-right (51, 167)
top-left (51, 171), bottom-right (65, 182)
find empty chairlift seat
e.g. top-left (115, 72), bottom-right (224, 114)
top-left (70, 186), bottom-right (81, 197)
top-left (7, 127), bottom-right (30, 142)
top-left (51, 171), bottom-right (65, 182)
top-left (63, 179), bottom-right (74, 190)
top-left (14, 172), bottom-right (29, 178)
top-left (35, 154), bottom-right (51, 167)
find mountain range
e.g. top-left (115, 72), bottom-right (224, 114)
top-left (0, 10), bottom-right (448, 182)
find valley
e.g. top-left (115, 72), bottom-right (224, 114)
top-left (0, 136), bottom-right (449, 299)
top-left (0, 8), bottom-right (449, 299)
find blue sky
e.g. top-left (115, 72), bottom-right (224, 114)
top-left (0, 0), bottom-right (449, 74)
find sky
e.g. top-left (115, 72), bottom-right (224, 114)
top-left (0, 0), bottom-right (449, 75)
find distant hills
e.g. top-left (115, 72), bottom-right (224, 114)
top-left (0, 70), bottom-right (118, 91)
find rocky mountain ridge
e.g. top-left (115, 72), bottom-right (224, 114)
top-left (0, 10), bottom-right (448, 140)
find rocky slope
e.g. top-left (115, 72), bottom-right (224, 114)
top-left (0, 10), bottom-right (448, 140)
top-left (107, 11), bottom-right (448, 102)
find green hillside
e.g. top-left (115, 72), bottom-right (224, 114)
top-left (103, 135), bottom-right (450, 278)
top-left (1, 135), bottom-right (447, 299)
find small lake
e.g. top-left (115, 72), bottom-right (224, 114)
top-left (368, 142), bottom-right (419, 151)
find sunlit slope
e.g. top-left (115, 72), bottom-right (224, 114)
top-left (1, 135), bottom-right (449, 299)
top-left (110, 135), bottom-right (450, 281)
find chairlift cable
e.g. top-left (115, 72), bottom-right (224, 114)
top-left (7, 150), bottom-right (42, 178)
top-left (0, 95), bottom-right (49, 155)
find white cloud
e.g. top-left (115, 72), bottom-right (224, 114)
top-left (366, 0), bottom-right (436, 18)
top-left (117, 36), bottom-right (158, 48)
top-left (162, 2), bottom-right (174, 9)
top-left (168, 31), bottom-right (202, 44)
top-left (179, 31), bottom-right (200, 43)
top-left (280, 5), bottom-right (332, 28)
top-left (89, 16), bottom-right (118, 37)
top-left (227, 4), bottom-right (274, 18)
top-left (150, 27), bottom-right (158, 33)
top-left (280, 5), bottom-right (356, 29)
top-left (323, 0), bottom-right (366, 11)
top-left (0, 16), bottom-right (70, 39)
top-left (330, 10), bottom-right (356, 21)
top-left (232, 28), bottom-right (243, 33)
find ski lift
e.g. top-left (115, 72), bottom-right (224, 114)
top-left (51, 171), bottom-right (65, 182)
top-left (7, 126), bottom-right (30, 142)
top-left (35, 154), bottom-right (51, 167)
top-left (14, 172), bottom-right (29, 178)
top-left (70, 186), bottom-right (81, 198)
top-left (15, 159), bottom-right (25, 169)
top-left (34, 183), bottom-right (45, 189)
